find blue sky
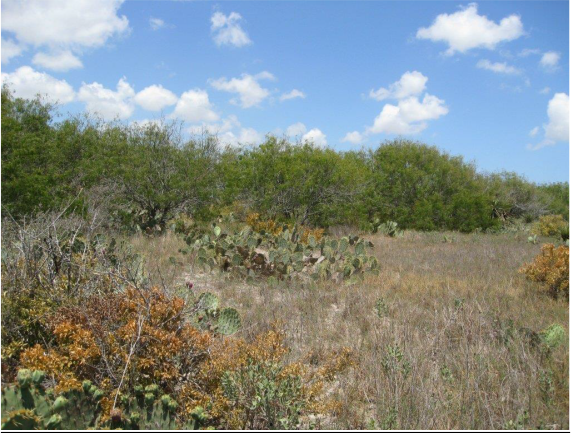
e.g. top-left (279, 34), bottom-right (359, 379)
top-left (1, 1), bottom-right (569, 182)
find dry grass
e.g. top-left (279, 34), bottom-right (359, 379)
top-left (132, 230), bottom-right (569, 430)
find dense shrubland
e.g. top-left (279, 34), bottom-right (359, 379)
top-left (1, 88), bottom-right (569, 430)
top-left (2, 87), bottom-right (568, 233)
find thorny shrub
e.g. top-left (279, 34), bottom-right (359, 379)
top-left (2, 213), bottom-right (354, 429)
top-left (531, 214), bottom-right (569, 238)
top-left (18, 288), bottom-right (354, 428)
top-left (520, 243), bottom-right (569, 299)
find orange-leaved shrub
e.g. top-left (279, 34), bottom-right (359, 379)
top-left (18, 286), bottom-right (354, 429)
top-left (520, 243), bottom-right (569, 299)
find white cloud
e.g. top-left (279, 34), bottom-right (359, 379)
top-left (476, 59), bottom-right (521, 75)
top-left (416, 3), bottom-right (524, 55)
top-left (368, 94), bottom-right (449, 135)
top-left (342, 131), bottom-right (364, 144)
top-left (2, 0), bottom-right (129, 63)
top-left (286, 122), bottom-right (307, 137)
top-left (210, 71), bottom-right (275, 108)
top-left (370, 71), bottom-right (428, 101)
top-left (519, 48), bottom-right (541, 57)
top-left (280, 89), bottom-right (306, 101)
top-left (540, 51), bottom-right (560, 70)
top-left (189, 115), bottom-right (263, 147)
top-left (211, 11), bottom-right (251, 47)
top-left (78, 77), bottom-right (135, 120)
top-left (188, 115), bottom-right (240, 136)
top-left (539, 87), bottom-right (551, 95)
top-left (149, 17), bottom-right (166, 31)
top-left (130, 118), bottom-right (164, 129)
top-left (171, 89), bottom-right (219, 123)
top-left (220, 127), bottom-right (264, 147)
top-left (134, 85), bottom-right (178, 111)
top-left (302, 128), bottom-right (327, 147)
top-left (529, 93), bottom-right (569, 150)
top-left (1, 38), bottom-right (24, 63)
top-left (529, 126), bottom-right (539, 137)
top-left (32, 50), bottom-right (83, 72)
top-left (544, 93), bottom-right (569, 143)
top-left (1, 66), bottom-right (75, 103)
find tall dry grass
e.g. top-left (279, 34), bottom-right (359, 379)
top-left (132, 231), bottom-right (569, 429)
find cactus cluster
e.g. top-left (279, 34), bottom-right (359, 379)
top-left (1, 370), bottom-right (104, 430)
top-left (191, 292), bottom-right (242, 335)
top-left (110, 385), bottom-right (203, 430)
top-left (189, 225), bottom-right (379, 282)
top-left (370, 219), bottom-right (403, 237)
top-left (1, 370), bottom-right (205, 430)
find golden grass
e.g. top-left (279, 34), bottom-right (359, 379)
top-left (133, 230), bottom-right (569, 430)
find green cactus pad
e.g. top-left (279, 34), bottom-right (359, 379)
top-left (217, 308), bottom-right (242, 335)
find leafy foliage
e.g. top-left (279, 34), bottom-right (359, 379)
top-left (366, 139), bottom-right (499, 232)
top-left (2, 90), bottom-right (568, 233)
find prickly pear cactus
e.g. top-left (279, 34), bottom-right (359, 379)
top-left (192, 292), bottom-right (242, 335)
top-left (217, 308), bottom-right (242, 335)
top-left (2, 371), bottom-right (203, 430)
top-left (197, 291), bottom-right (219, 312)
top-left (190, 225), bottom-right (379, 283)
top-left (110, 387), bottom-right (178, 429)
top-left (109, 386), bottom-right (204, 429)
top-left (1, 370), bottom-right (104, 430)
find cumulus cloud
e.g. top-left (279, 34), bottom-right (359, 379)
top-left (543, 93), bottom-right (569, 143)
top-left (1, 66), bottom-right (75, 103)
top-left (286, 122), bottom-right (307, 137)
top-left (1, 38), bottom-right (24, 63)
top-left (188, 115), bottom-right (263, 147)
top-left (188, 115), bottom-right (240, 136)
top-left (368, 94), bottom-right (449, 135)
top-left (364, 71), bottom-right (448, 136)
top-left (280, 89), bottom-right (306, 101)
top-left (540, 51), bottom-right (560, 70)
top-left (211, 11), bottom-right (251, 47)
top-left (32, 50), bottom-right (83, 72)
top-left (529, 93), bottom-right (569, 150)
top-left (171, 89), bottom-right (219, 123)
top-left (476, 59), bottom-right (521, 75)
top-left (210, 71), bottom-right (275, 108)
top-left (134, 85), bottom-right (178, 111)
top-left (2, 0), bottom-right (129, 69)
top-left (342, 131), bottom-right (364, 144)
top-left (302, 128), bottom-right (327, 147)
top-left (78, 77), bottom-right (135, 120)
top-left (416, 3), bottom-right (524, 55)
top-left (220, 127), bottom-right (264, 147)
top-left (369, 71), bottom-right (428, 101)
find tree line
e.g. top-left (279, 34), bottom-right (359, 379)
top-left (2, 87), bottom-right (568, 233)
